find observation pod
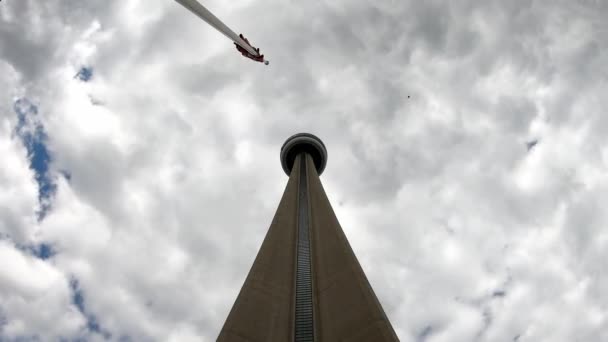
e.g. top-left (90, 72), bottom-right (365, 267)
top-left (218, 133), bottom-right (399, 342)
top-left (280, 133), bottom-right (328, 176)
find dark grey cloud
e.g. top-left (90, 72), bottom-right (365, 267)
top-left (0, 23), bottom-right (53, 83)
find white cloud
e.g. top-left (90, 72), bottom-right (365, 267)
top-left (1, 0), bottom-right (607, 340)
top-left (0, 241), bottom-right (83, 338)
top-left (0, 120), bottom-right (38, 244)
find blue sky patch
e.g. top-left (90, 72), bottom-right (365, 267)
top-left (32, 243), bottom-right (56, 260)
top-left (75, 67), bottom-right (94, 82)
top-left (13, 98), bottom-right (57, 221)
top-left (5, 238), bottom-right (58, 261)
top-left (70, 278), bottom-right (111, 339)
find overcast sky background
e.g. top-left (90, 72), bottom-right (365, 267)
top-left (1, 0), bottom-right (607, 341)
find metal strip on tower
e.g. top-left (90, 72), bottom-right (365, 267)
top-left (294, 154), bottom-right (314, 341)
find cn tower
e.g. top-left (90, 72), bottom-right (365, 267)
top-left (218, 133), bottom-right (399, 342)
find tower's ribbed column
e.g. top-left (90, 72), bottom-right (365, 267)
top-left (294, 154), bottom-right (314, 341)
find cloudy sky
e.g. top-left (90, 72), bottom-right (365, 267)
top-left (1, 0), bottom-right (607, 340)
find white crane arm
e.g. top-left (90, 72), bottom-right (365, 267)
top-left (174, 0), bottom-right (260, 57)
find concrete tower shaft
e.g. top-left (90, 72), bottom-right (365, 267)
top-left (217, 134), bottom-right (398, 342)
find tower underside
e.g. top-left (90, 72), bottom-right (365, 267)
top-left (218, 144), bottom-right (398, 341)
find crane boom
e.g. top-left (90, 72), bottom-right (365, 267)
top-left (174, 0), bottom-right (260, 57)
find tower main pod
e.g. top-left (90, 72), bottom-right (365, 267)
top-left (217, 134), bottom-right (399, 342)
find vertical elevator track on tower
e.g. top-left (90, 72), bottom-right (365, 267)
top-left (295, 154), bottom-right (314, 341)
